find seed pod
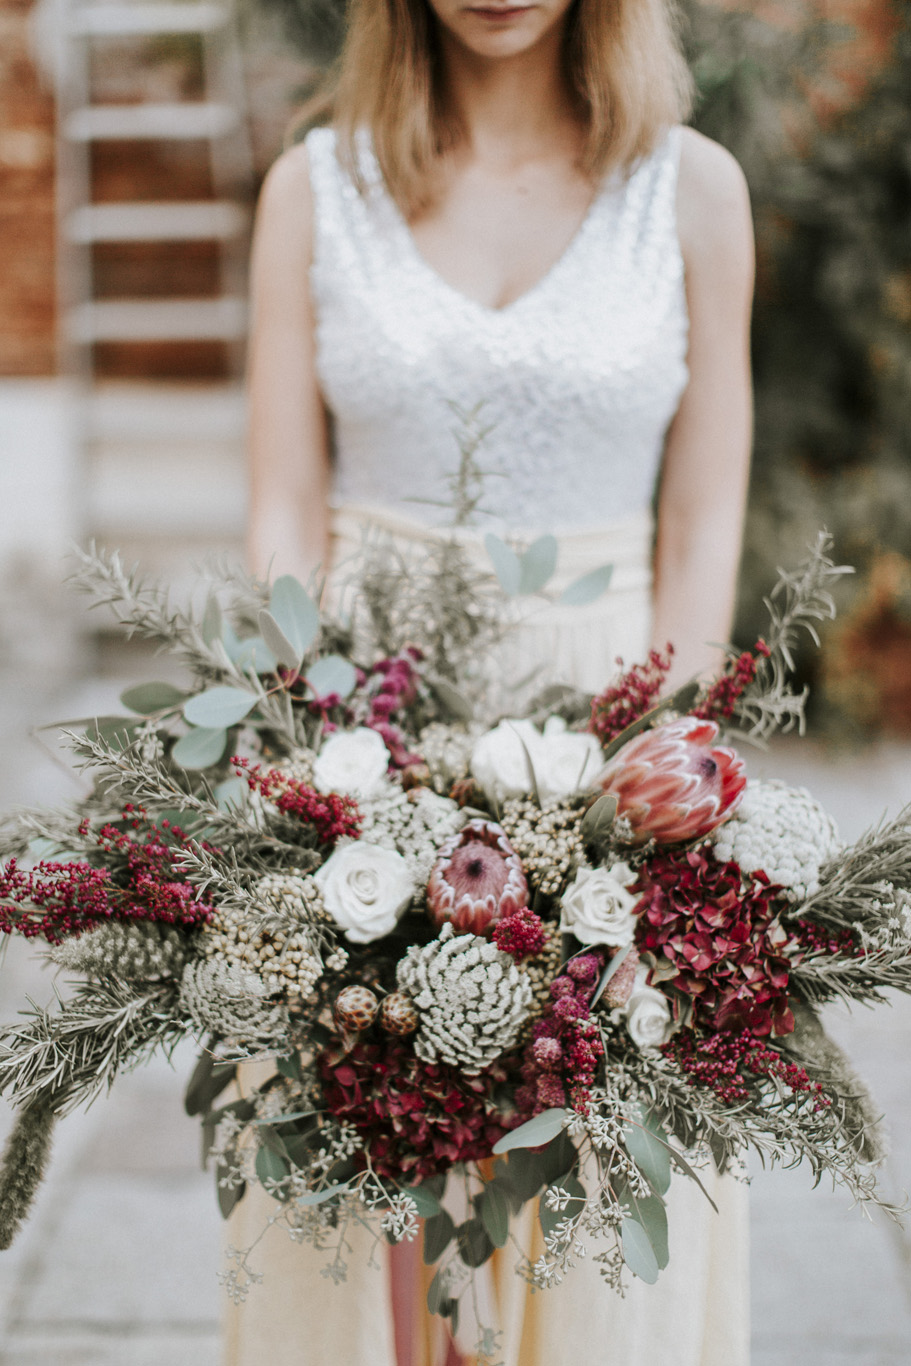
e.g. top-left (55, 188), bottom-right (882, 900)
top-left (378, 991), bottom-right (419, 1036)
top-left (334, 985), bottom-right (379, 1033)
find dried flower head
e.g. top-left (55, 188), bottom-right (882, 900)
top-left (426, 820), bottom-right (528, 935)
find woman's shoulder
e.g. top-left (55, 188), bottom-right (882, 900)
top-left (675, 127), bottom-right (753, 278)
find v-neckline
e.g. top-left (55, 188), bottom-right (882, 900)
top-left (374, 162), bottom-right (617, 320)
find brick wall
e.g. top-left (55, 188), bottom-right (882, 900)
top-left (0, 0), bottom-right (56, 376)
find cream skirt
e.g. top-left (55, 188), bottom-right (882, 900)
top-left (223, 506), bottom-right (751, 1366)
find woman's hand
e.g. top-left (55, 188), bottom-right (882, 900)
top-left (246, 143), bottom-right (332, 584)
top-left (652, 128), bottom-right (755, 688)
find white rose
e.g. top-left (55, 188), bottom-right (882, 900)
top-left (536, 717), bottom-right (603, 802)
top-left (622, 968), bottom-right (674, 1049)
top-left (314, 841), bottom-right (415, 944)
top-left (470, 719), bottom-right (544, 803)
top-left (560, 862), bottom-right (638, 946)
top-left (312, 727), bottom-right (390, 799)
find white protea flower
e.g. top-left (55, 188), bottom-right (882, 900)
top-left (711, 778), bottom-right (841, 901)
top-left (396, 924), bottom-right (532, 1074)
top-left (179, 958), bottom-right (289, 1049)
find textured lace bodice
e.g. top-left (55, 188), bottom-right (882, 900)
top-left (307, 126), bottom-right (689, 534)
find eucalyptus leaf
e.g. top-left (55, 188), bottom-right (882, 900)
top-left (255, 1145), bottom-right (290, 1189)
top-left (580, 793), bottom-right (619, 847)
top-left (558, 562), bottom-right (614, 606)
top-left (120, 681), bottom-right (186, 714)
top-left (456, 1217), bottom-right (495, 1269)
top-left (213, 776), bottom-right (247, 812)
top-left (230, 635), bottom-right (278, 674)
top-left (216, 1168), bottom-right (245, 1219)
top-left (202, 594), bottom-right (223, 646)
top-left (426, 1267), bottom-right (447, 1315)
top-left (423, 1209), bottom-right (455, 1264)
top-left (484, 533), bottom-right (522, 596)
top-left (294, 1180), bottom-right (350, 1207)
top-left (404, 1182), bottom-right (443, 1219)
top-left (624, 1108), bottom-right (672, 1195)
top-left (258, 1126), bottom-right (292, 1161)
top-left (184, 1052), bottom-right (236, 1117)
top-left (633, 1193), bottom-right (669, 1269)
top-left (476, 1181), bottom-right (510, 1248)
top-left (250, 1111), bottom-right (316, 1126)
top-left (518, 535), bottom-right (558, 594)
top-left (501, 1148), bottom-right (547, 1201)
top-left (428, 675), bottom-right (475, 721)
top-left (493, 1108), bottom-right (567, 1154)
top-left (621, 1217), bottom-right (660, 1283)
top-left (184, 686), bottom-right (256, 729)
top-left (276, 1052), bottom-right (303, 1082)
top-left (270, 575), bottom-right (320, 657)
top-left (172, 725), bottom-right (228, 770)
top-left (84, 717), bottom-right (141, 751)
top-left (258, 609), bottom-right (303, 670)
top-left (306, 654), bottom-right (358, 700)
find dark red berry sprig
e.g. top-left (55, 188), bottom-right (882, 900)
top-left (663, 1027), bottom-right (830, 1109)
top-left (233, 758), bottom-right (361, 847)
top-left (690, 639), bottom-right (772, 722)
top-left (588, 646), bottom-right (674, 746)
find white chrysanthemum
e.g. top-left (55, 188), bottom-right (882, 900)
top-left (711, 778), bottom-right (841, 901)
top-left (396, 924), bottom-right (532, 1074)
top-left (179, 958), bottom-right (289, 1048)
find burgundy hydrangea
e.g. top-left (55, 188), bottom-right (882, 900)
top-left (663, 1026), bottom-right (830, 1108)
top-left (588, 646), bottom-right (673, 746)
top-left (633, 847), bottom-right (796, 1037)
top-left (317, 1037), bottom-right (512, 1181)
top-left (233, 757), bottom-right (361, 847)
top-left (426, 820), bottom-right (528, 936)
top-left (515, 954), bottom-right (605, 1118)
top-left (0, 811), bottom-right (213, 945)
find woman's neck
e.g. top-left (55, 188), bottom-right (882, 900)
top-left (438, 28), bottom-right (580, 169)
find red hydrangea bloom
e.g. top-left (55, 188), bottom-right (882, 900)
top-left (588, 647), bottom-right (674, 746)
top-left (633, 847), bottom-right (796, 1037)
top-left (598, 716), bottom-right (747, 846)
top-left (233, 758), bottom-right (361, 847)
top-left (515, 953), bottom-right (605, 1117)
top-left (317, 1038), bottom-right (512, 1181)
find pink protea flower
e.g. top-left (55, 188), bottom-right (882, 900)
top-left (598, 715), bottom-right (747, 845)
top-left (426, 820), bottom-right (528, 935)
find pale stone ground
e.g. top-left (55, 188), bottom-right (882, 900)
top-left (0, 670), bottom-right (909, 1366)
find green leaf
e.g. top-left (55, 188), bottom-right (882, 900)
top-left (426, 1266), bottom-right (447, 1315)
top-left (423, 1209), bottom-right (455, 1264)
top-left (255, 1144), bottom-right (290, 1189)
top-left (306, 654), bottom-right (358, 700)
top-left (250, 1111), bottom-right (316, 1127)
top-left (484, 534), bottom-right (522, 596)
top-left (258, 609), bottom-right (302, 671)
top-left (120, 681), bottom-right (186, 714)
top-left (184, 1052), bottom-right (236, 1117)
top-left (270, 575), bottom-right (320, 658)
top-left (428, 675), bottom-right (475, 721)
top-left (634, 1193), bottom-right (669, 1269)
top-left (216, 1169), bottom-right (245, 1219)
top-left (455, 1217), bottom-right (495, 1269)
top-left (500, 1148), bottom-right (547, 1202)
top-left (518, 535), bottom-right (558, 594)
top-left (184, 686), bottom-right (256, 729)
top-left (172, 725), bottom-right (228, 770)
top-left (477, 1181), bottom-right (510, 1248)
top-left (559, 562), bottom-right (614, 607)
top-left (214, 776), bottom-right (247, 812)
top-left (276, 1051), bottom-right (302, 1082)
top-left (294, 1180), bottom-right (351, 1207)
top-left (229, 634), bottom-right (277, 674)
top-left (624, 1108), bottom-right (672, 1195)
top-left (591, 943), bottom-right (634, 1008)
top-left (621, 1217), bottom-right (660, 1283)
top-left (493, 1108), bottom-right (567, 1154)
top-left (202, 594), bottom-right (223, 646)
top-left (580, 793), bottom-right (619, 846)
top-left (538, 1131), bottom-right (579, 1187)
top-left (84, 717), bottom-right (141, 751)
top-left (404, 1182), bottom-right (443, 1219)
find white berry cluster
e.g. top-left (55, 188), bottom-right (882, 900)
top-left (416, 723), bottom-right (478, 793)
top-left (396, 923), bottom-right (532, 1074)
top-left (711, 779), bottom-right (842, 901)
top-left (179, 957), bottom-right (289, 1049)
top-left (499, 797), bottom-right (585, 896)
top-left (358, 784), bottom-right (465, 885)
top-left (201, 871), bottom-right (341, 998)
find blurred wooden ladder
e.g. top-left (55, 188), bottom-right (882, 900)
top-left (55, 0), bottom-right (254, 376)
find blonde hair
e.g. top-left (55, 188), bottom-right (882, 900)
top-left (304, 0), bottom-right (693, 214)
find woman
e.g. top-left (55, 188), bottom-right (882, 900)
top-left (232, 0), bottom-right (754, 1362)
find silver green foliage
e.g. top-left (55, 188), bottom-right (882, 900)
top-left (51, 922), bottom-right (191, 980)
top-left (0, 1101), bottom-right (57, 1250)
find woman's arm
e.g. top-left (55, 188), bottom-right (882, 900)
top-left (651, 128), bottom-right (755, 686)
top-left (246, 142), bottom-right (332, 583)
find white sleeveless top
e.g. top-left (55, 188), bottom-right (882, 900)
top-left (306, 126), bottom-right (689, 536)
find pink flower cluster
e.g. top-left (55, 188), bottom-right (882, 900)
top-left (233, 758), bottom-right (361, 847)
top-left (664, 1026), bottom-right (829, 1108)
top-left (0, 812), bottom-right (213, 945)
top-left (492, 907), bottom-right (547, 960)
top-left (634, 848), bottom-right (796, 1037)
top-left (588, 646), bottom-right (673, 746)
top-left (515, 955), bottom-right (605, 1117)
top-left (363, 651), bottom-right (424, 768)
top-left (691, 639), bottom-right (771, 722)
top-left (317, 1037), bottom-right (512, 1181)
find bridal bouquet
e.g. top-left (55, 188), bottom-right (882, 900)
top-left (1, 527), bottom-right (909, 1354)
